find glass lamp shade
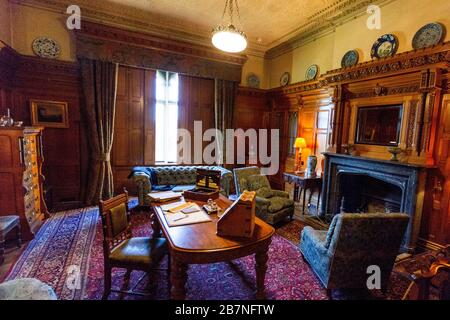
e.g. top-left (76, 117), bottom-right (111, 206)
top-left (294, 137), bottom-right (307, 149)
top-left (212, 24), bottom-right (247, 53)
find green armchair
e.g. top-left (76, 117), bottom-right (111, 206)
top-left (233, 166), bottom-right (294, 225)
top-left (300, 213), bottom-right (409, 291)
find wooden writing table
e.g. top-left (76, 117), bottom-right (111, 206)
top-left (150, 195), bottom-right (275, 300)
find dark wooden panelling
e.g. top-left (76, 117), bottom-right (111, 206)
top-left (112, 66), bottom-right (154, 194)
top-left (0, 46), bottom-right (84, 207)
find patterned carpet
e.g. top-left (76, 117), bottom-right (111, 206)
top-left (4, 201), bottom-right (411, 300)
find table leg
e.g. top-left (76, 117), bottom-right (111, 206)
top-left (302, 187), bottom-right (307, 215)
top-left (255, 243), bottom-right (270, 299)
top-left (170, 257), bottom-right (187, 300)
top-left (293, 185), bottom-right (299, 202)
top-left (317, 188), bottom-right (322, 216)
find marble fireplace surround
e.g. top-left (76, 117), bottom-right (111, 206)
top-left (320, 152), bottom-right (429, 252)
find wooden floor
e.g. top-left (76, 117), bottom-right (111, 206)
top-left (0, 241), bottom-right (27, 281)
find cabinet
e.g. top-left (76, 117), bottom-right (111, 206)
top-left (0, 127), bottom-right (48, 240)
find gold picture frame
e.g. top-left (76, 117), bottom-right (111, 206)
top-left (30, 99), bottom-right (69, 128)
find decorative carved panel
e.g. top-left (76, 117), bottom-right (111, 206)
top-left (75, 21), bottom-right (246, 82)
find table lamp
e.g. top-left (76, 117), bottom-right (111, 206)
top-left (294, 137), bottom-right (307, 173)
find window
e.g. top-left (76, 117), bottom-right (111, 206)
top-left (155, 70), bottom-right (179, 164)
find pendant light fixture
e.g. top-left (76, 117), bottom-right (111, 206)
top-left (212, 0), bottom-right (247, 53)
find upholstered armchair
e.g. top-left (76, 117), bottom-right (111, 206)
top-left (300, 213), bottom-right (409, 292)
top-left (233, 166), bottom-right (294, 225)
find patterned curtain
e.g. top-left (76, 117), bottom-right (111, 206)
top-left (214, 79), bottom-right (237, 166)
top-left (80, 58), bottom-right (118, 205)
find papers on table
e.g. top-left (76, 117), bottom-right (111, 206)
top-left (161, 200), bottom-right (212, 227)
top-left (148, 191), bottom-right (182, 202)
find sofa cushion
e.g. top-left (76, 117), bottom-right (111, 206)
top-left (267, 196), bottom-right (295, 213)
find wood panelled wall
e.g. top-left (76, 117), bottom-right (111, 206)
top-left (256, 42), bottom-right (450, 248)
top-left (112, 66), bottom-right (155, 194)
top-left (0, 45), bottom-right (86, 209)
top-left (111, 66), bottom-right (216, 194)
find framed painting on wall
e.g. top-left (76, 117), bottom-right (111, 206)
top-left (30, 99), bottom-right (69, 128)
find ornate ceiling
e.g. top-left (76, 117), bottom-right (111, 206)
top-left (14, 0), bottom-right (393, 57)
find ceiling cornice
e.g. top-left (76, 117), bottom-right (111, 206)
top-left (265, 0), bottom-right (397, 59)
top-left (11, 0), bottom-right (398, 59)
top-left (10, 0), bottom-right (268, 57)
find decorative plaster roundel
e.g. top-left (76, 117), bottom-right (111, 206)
top-left (32, 37), bottom-right (61, 59)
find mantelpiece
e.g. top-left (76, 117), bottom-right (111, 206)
top-left (320, 152), bottom-right (432, 252)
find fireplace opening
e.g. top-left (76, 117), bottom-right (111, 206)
top-left (337, 173), bottom-right (402, 214)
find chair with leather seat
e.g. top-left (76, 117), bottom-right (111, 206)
top-left (99, 190), bottom-right (168, 299)
top-left (0, 215), bottom-right (22, 265)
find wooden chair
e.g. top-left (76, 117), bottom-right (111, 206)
top-left (0, 215), bottom-right (22, 265)
top-left (397, 246), bottom-right (450, 300)
top-left (99, 190), bottom-right (168, 299)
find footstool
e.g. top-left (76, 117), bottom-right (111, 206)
top-left (0, 215), bottom-right (22, 265)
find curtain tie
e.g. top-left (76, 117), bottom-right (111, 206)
top-left (92, 153), bottom-right (110, 162)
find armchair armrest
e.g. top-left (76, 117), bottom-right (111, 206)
top-left (216, 167), bottom-right (232, 197)
top-left (131, 172), bottom-right (152, 206)
top-left (255, 196), bottom-right (271, 207)
top-left (271, 190), bottom-right (290, 198)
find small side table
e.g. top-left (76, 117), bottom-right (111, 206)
top-left (283, 172), bottom-right (322, 215)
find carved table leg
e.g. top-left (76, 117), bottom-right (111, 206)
top-left (255, 242), bottom-right (271, 299)
top-left (170, 257), bottom-right (187, 300)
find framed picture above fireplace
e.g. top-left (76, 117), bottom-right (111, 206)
top-left (355, 104), bottom-right (403, 146)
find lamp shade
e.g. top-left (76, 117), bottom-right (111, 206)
top-left (294, 137), bottom-right (307, 149)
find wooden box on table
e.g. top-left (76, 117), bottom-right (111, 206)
top-left (183, 169), bottom-right (221, 201)
top-left (217, 190), bottom-right (256, 238)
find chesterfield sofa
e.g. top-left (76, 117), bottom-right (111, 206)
top-left (130, 165), bottom-right (232, 206)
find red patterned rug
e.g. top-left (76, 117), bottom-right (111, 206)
top-left (5, 201), bottom-right (410, 300)
top-left (4, 205), bottom-right (100, 300)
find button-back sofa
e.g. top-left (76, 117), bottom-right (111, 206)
top-left (130, 165), bottom-right (232, 206)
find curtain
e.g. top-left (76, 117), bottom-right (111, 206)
top-left (214, 79), bottom-right (237, 166)
top-left (80, 58), bottom-right (118, 205)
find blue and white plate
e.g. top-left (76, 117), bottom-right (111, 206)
top-left (371, 34), bottom-right (398, 59)
top-left (341, 50), bottom-right (359, 68)
top-left (246, 73), bottom-right (260, 88)
top-left (280, 72), bottom-right (290, 86)
top-left (305, 64), bottom-right (319, 81)
top-left (412, 22), bottom-right (445, 50)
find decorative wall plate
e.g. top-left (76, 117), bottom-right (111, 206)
top-left (305, 64), bottom-right (319, 81)
top-left (371, 34), bottom-right (398, 59)
top-left (280, 72), bottom-right (290, 86)
top-left (246, 73), bottom-right (260, 88)
top-left (32, 37), bottom-right (61, 59)
top-left (341, 50), bottom-right (359, 68)
top-left (412, 22), bottom-right (445, 50)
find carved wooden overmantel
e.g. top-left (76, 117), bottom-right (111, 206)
top-left (265, 41), bottom-right (450, 248)
top-left (75, 21), bottom-right (247, 82)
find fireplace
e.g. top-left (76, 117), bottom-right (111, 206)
top-left (320, 153), bottom-right (428, 252)
top-left (337, 173), bottom-right (402, 214)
